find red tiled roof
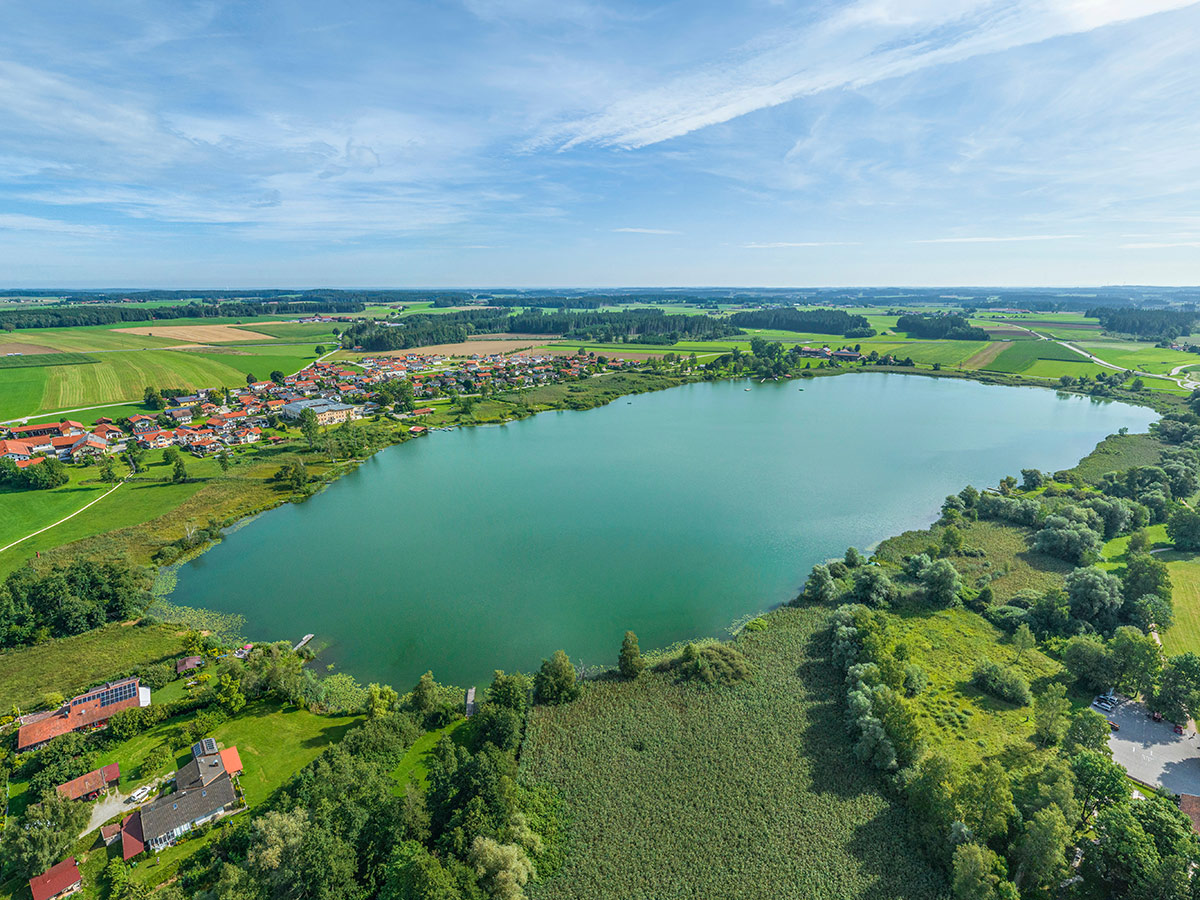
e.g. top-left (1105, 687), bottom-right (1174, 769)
top-left (15, 457), bottom-right (45, 469)
top-left (18, 678), bottom-right (141, 750)
top-left (28, 858), bottom-right (80, 900)
top-left (121, 811), bottom-right (145, 860)
top-left (220, 746), bottom-right (243, 776)
top-left (56, 764), bottom-right (120, 800)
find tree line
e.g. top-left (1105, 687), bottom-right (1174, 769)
top-left (896, 313), bottom-right (989, 341)
top-left (728, 307), bottom-right (875, 337)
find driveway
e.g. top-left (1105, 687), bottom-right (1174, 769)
top-left (1108, 699), bottom-right (1200, 795)
top-left (83, 777), bottom-right (165, 838)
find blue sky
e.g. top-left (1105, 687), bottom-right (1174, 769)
top-left (2, 0), bottom-right (1199, 287)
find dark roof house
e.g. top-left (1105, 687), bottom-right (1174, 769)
top-left (137, 750), bottom-right (241, 852)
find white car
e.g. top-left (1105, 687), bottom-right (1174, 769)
top-left (127, 785), bottom-right (152, 804)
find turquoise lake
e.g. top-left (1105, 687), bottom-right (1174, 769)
top-left (169, 374), bottom-right (1157, 690)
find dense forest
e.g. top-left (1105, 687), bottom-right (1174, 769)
top-left (896, 314), bottom-right (989, 341)
top-left (729, 307), bottom-right (875, 337)
top-left (0, 560), bottom-right (152, 648)
top-left (341, 308), bottom-right (742, 350)
top-left (1087, 308), bottom-right (1198, 340)
top-left (0, 299), bottom-right (365, 330)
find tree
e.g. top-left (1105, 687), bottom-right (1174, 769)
top-left (487, 670), bottom-right (531, 713)
top-left (412, 671), bottom-right (438, 713)
top-left (799, 563), bottom-right (837, 605)
top-left (172, 456), bottom-right (188, 483)
top-left (1110, 625), bottom-right (1161, 698)
top-left (922, 559), bottom-right (962, 607)
top-left (1167, 506), bottom-right (1200, 552)
top-left (941, 524), bottom-right (963, 555)
top-left (844, 547), bottom-right (865, 568)
top-left (217, 450), bottom-right (231, 473)
top-left (1020, 469), bottom-right (1045, 491)
top-left (315, 345), bottom-right (326, 355)
top-left (246, 373), bottom-right (257, 385)
top-left (298, 407), bottom-right (320, 448)
top-left (2, 792), bottom-right (89, 877)
top-left (1122, 552), bottom-right (1172, 604)
top-left (1071, 749), bottom-right (1129, 829)
top-left (1012, 804), bottom-right (1071, 892)
top-left (951, 843), bottom-right (1019, 900)
top-left (1062, 710), bottom-right (1113, 758)
top-left (1033, 683), bottom-right (1071, 746)
top-left (851, 567), bottom-right (896, 608)
top-left (1065, 567), bottom-right (1125, 634)
top-left (270, 370), bottom-right (285, 383)
top-left (215, 673), bottom-right (245, 712)
top-left (381, 841), bottom-right (462, 900)
top-left (24, 456), bottom-right (69, 489)
top-left (143, 386), bottom-right (165, 409)
top-left (1012, 623), bottom-right (1035, 662)
top-left (366, 683), bottom-right (398, 718)
top-left (534, 650), bottom-right (578, 705)
top-left (470, 836), bottom-right (534, 900)
top-left (1157, 652), bottom-right (1200, 722)
top-left (618, 631), bottom-right (644, 679)
top-left (1063, 634), bottom-right (1116, 693)
top-left (99, 455), bottom-right (118, 484)
top-left (955, 760), bottom-right (1017, 843)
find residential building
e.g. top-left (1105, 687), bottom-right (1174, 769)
top-left (56, 764), bottom-right (120, 801)
top-left (28, 859), bottom-right (81, 900)
top-left (18, 678), bottom-right (149, 751)
top-left (136, 747), bottom-right (241, 851)
top-left (280, 398), bottom-right (356, 425)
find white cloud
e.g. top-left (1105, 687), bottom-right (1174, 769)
top-left (549, 0), bottom-right (1199, 149)
top-left (912, 234), bottom-right (1080, 243)
top-left (0, 214), bottom-right (112, 237)
top-left (743, 241), bottom-right (860, 248)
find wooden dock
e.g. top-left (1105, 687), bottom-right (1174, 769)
top-left (465, 686), bottom-right (476, 717)
top-left (293, 634), bottom-right (314, 652)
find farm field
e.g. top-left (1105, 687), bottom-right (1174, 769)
top-left (1075, 341), bottom-right (1200, 375)
top-left (521, 603), bottom-right (948, 900)
top-left (0, 621), bottom-right (185, 712)
top-left (114, 324), bottom-right (278, 343)
top-left (0, 344), bottom-right (321, 419)
top-left (983, 339), bottom-right (1094, 373)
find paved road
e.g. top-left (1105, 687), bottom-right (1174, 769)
top-left (1108, 699), bottom-right (1200, 795)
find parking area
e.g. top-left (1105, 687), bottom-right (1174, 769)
top-left (1107, 699), bottom-right (1200, 795)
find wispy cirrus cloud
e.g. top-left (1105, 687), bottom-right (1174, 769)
top-left (548, 0), bottom-right (1199, 149)
top-left (743, 241), bottom-right (860, 248)
top-left (0, 214), bottom-right (112, 237)
top-left (912, 234), bottom-right (1080, 244)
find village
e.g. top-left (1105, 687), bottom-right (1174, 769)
top-left (0, 349), bottom-right (634, 467)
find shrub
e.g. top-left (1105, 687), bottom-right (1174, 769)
top-left (970, 660), bottom-right (1031, 705)
top-left (662, 643), bottom-right (752, 686)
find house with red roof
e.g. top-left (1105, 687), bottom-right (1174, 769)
top-left (128, 415), bottom-right (159, 435)
top-left (56, 764), bottom-right (120, 801)
top-left (18, 678), bottom-right (147, 751)
top-left (28, 858), bottom-right (81, 900)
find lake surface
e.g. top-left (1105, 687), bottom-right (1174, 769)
top-left (170, 374), bottom-right (1156, 689)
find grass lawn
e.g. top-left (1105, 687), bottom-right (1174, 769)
top-left (0, 622), bottom-right (185, 712)
top-left (0, 466), bottom-right (112, 550)
top-left (983, 339), bottom-right (1094, 374)
top-left (0, 367), bottom-right (50, 420)
top-left (389, 718), bottom-right (469, 792)
top-left (1077, 341), bottom-right (1199, 375)
top-left (0, 458), bottom-right (222, 577)
top-left (1159, 552), bottom-right (1200, 657)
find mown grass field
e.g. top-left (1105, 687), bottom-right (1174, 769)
top-left (389, 718), bottom-right (468, 792)
top-left (0, 622), bottom-right (185, 712)
top-left (0, 455), bottom-right (227, 577)
top-left (0, 466), bottom-right (113, 550)
top-left (1077, 341), bottom-right (1199, 375)
top-left (0, 344), bottom-right (321, 419)
top-left (522, 605), bottom-right (948, 900)
top-left (1159, 552), bottom-right (1200, 657)
top-left (983, 339), bottom-right (1096, 374)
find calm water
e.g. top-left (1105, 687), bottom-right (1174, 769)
top-left (170, 375), bottom-right (1155, 689)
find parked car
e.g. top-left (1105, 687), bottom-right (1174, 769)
top-left (1152, 711), bottom-right (1163, 722)
top-left (1093, 698), bottom-right (1114, 711)
top-left (1175, 724), bottom-right (1186, 735)
top-left (127, 785), bottom-right (152, 804)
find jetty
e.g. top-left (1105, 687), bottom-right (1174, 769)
top-left (293, 634), bottom-right (314, 652)
top-left (465, 686), bottom-right (477, 717)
